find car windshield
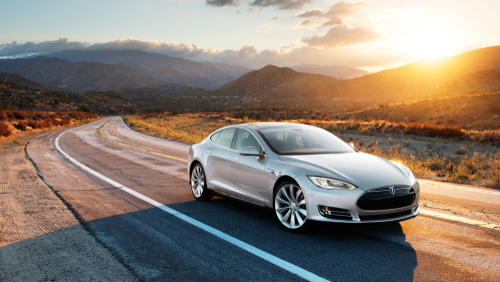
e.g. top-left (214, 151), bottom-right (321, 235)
top-left (257, 126), bottom-right (355, 155)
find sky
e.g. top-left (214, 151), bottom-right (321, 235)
top-left (1, 0), bottom-right (499, 72)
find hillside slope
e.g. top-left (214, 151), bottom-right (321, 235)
top-left (0, 57), bottom-right (168, 93)
top-left (216, 65), bottom-right (340, 99)
top-left (47, 49), bottom-right (234, 89)
top-left (291, 65), bottom-right (369, 79)
top-left (339, 45), bottom-right (500, 101)
top-left (348, 93), bottom-right (500, 130)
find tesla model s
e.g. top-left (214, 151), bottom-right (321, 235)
top-left (188, 122), bottom-right (420, 231)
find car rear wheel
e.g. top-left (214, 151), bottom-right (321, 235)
top-left (191, 164), bottom-right (213, 201)
top-left (274, 181), bottom-right (308, 231)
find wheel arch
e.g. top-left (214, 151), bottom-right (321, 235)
top-left (272, 175), bottom-right (298, 197)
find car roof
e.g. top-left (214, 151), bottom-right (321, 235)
top-left (243, 122), bottom-right (310, 130)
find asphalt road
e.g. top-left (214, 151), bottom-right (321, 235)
top-left (27, 117), bottom-right (500, 281)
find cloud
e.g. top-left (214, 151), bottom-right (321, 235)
top-left (247, 8), bottom-right (255, 12)
top-left (0, 38), bottom-right (406, 70)
top-left (292, 19), bottom-right (328, 28)
top-left (206, 0), bottom-right (237, 7)
top-left (324, 1), bottom-right (367, 18)
top-left (295, 8), bottom-right (323, 18)
top-left (303, 25), bottom-right (382, 48)
top-left (250, 0), bottom-right (312, 10)
top-left (271, 16), bottom-right (279, 21)
top-left (0, 38), bottom-right (88, 58)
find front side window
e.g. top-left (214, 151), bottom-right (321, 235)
top-left (210, 131), bottom-right (221, 143)
top-left (257, 126), bottom-right (355, 155)
top-left (214, 128), bottom-right (236, 149)
top-left (235, 129), bottom-right (262, 154)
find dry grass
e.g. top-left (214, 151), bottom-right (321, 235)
top-left (0, 110), bottom-right (100, 143)
top-left (124, 112), bottom-right (500, 189)
top-left (0, 224), bottom-right (4, 243)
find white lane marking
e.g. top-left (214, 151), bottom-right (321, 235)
top-left (55, 127), bottom-right (329, 282)
top-left (420, 210), bottom-right (500, 231)
top-left (418, 179), bottom-right (500, 196)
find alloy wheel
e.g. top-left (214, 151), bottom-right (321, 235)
top-left (275, 184), bottom-right (307, 229)
top-left (191, 166), bottom-right (205, 198)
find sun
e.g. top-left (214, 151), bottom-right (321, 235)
top-left (403, 25), bottom-right (460, 59)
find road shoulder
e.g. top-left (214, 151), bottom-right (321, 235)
top-left (0, 131), bottom-right (138, 282)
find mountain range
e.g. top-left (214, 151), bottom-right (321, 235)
top-left (2, 45), bottom-right (500, 114)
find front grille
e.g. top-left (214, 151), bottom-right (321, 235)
top-left (359, 210), bottom-right (413, 221)
top-left (318, 205), bottom-right (353, 221)
top-left (357, 186), bottom-right (416, 210)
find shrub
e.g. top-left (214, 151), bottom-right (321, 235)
top-left (0, 112), bottom-right (7, 121)
top-left (28, 120), bottom-right (41, 129)
top-left (0, 122), bottom-right (12, 137)
top-left (40, 120), bottom-right (52, 128)
top-left (14, 122), bottom-right (27, 131)
top-left (79, 105), bottom-right (91, 113)
top-left (13, 111), bottom-right (27, 120)
top-left (59, 118), bottom-right (71, 126)
top-left (405, 122), bottom-right (464, 138)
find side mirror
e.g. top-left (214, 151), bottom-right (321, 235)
top-left (239, 146), bottom-right (260, 156)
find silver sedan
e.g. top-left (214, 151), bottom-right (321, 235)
top-left (188, 122), bottom-right (420, 231)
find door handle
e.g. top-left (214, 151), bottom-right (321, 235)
top-left (206, 150), bottom-right (212, 154)
top-left (232, 157), bottom-right (239, 161)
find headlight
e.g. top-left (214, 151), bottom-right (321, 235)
top-left (308, 176), bottom-right (357, 190)
top-left (408, 170), bottom-right (417, 185)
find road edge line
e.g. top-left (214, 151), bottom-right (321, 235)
top-left (55, 126), bottom-right (330, 282)
top-left (420, 209), bottom-right (500, 231)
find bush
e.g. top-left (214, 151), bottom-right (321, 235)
top-left (13, 111), bottom-right (27, 120)
top-left (0, 112), bottom-right (7, 121)
top-left (79, 105), bottom-right (91, 113)
top-left (0, 122), bottom-right (12, 137)
top-left (14, 122), bottom-right (27, 131)
top-left (59, 118), bottom-right (71, 126)
top-left (40, 120), bottom-right (52, 128)
top-left (405, 122), bottom-right (464, 138)
top-left (28, 120), bottom-right (41, 129)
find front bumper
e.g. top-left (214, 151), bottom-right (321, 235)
top-left (295, 175), bottom-right (420, 223)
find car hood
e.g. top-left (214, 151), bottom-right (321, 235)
top-left (279, 152), bottom-right (411, 191)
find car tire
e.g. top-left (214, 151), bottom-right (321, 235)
top-left (190, 163), bottom-right (213, 201)
top-left (274, 180), bottom-right (309, 231)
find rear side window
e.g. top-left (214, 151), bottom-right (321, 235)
top-left (214, 128), bottom-right (236, 149)
top-left (210, 132), bottom-right (221, 143)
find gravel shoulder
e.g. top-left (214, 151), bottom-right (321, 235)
top-left (0, 131), bottom-right (138, 282)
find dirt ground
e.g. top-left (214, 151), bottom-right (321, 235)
top-left (0, 134), bottom-right (137, 282)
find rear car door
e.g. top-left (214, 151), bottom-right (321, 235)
top-left (227, 128), bottom-right (274, 205)
top-left (205, 128), bottom-right (236, 193)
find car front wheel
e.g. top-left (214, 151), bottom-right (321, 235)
top-left (274, 180), bottom-right (308, 231)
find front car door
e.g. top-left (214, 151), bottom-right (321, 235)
top-left (227, 128), bottom-right (275, 205)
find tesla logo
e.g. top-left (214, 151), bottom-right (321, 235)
top-left (389, 186), bottom-right (395, 195)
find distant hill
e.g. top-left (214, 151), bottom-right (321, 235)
top-left (46, 49), bottom-right (234, 89)
top-left (0, 56), bottom-right (168, 93)
top-left (0, 78), bottom-right (158, 114)
top-left (347, 93), bottom-right (500, 130)
top-left (0, 73), bottom-right (68, 93)
top-left (216, 65), bottom-right (340, 99)
top-left (291, 65), bottom-right (370, 79)
top-left (338, 45), bottom-right (500, 101)
top-left (201, 61), bottom-right (253, 79)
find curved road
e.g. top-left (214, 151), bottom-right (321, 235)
top-left (27, 117), bottom-right (500, 281)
